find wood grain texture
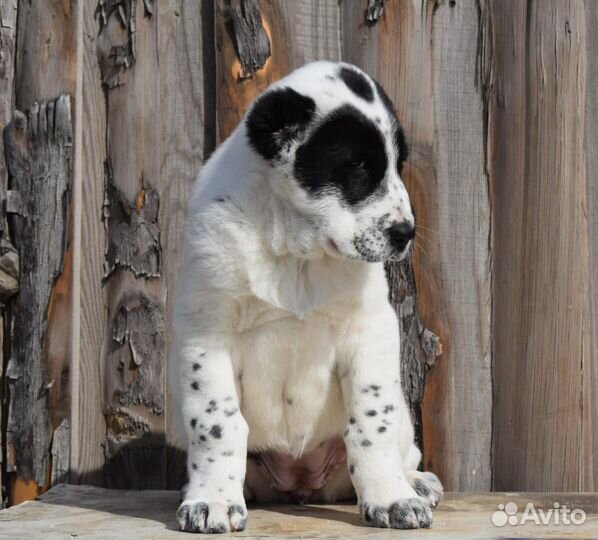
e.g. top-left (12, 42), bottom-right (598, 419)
top-left (342, 0), bottom-right (491, 490)
top-left (487, 0), bottom-right (591, 491)
top-left (2, 484), bottom-right (598, 539)
top-left (584, 0), bottom-right (598, 491)
top-left (72, 0), bottom-right (110, 486)
top-left (14, 0), bottom-right (77, 110)
top-left (156, 0), bottom-right (207, 488)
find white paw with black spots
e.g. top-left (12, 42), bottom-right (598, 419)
top-left (177, 501), bottom-right (247, 533)
top-left (409, 471), bottom-right (444, 508)
top-left (361, 498), bottom-right (433, 529)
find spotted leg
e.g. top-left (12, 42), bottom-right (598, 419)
top-left (172, 296), bottom-right (249, 534)
top-left (338, 301), bottom-right (433, 529)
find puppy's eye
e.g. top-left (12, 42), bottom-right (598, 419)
top-left (347, 160), bottom-right (365, 169)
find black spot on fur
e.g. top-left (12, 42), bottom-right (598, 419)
top-left (365, 410), bottom-right (377, 417)
top-left (378, 426), bottom-right (387, 433)
top-left (383, 404), bottom-right (395, 414)
top-left (295, 105), bottom-right (388, 206)
top-left (207, 457), bottom-right (215, 463)
top-left (190, 418), bottom-right (197, 429)
top-left (191, 381), bottom-right (200, 391)
top-left (349, 417), bottom-right (356, 424)
top-left (349, 464), bottom-right (356, 474)
top-left (215, 196), bottom-right (226, 202)
top-left (192, 363), bottom-right (201, 371)
top-left (229, 475), bottom-right (235, 480)
top-left (224, 396), bottom-right (233, 401)
top-left (344, 428), bottom-right (349, 437)
top-left (222, 450), bottom-right (234, 457)
top-left (246, 87), bottom-right (316, 161)
top-left (199, 435), bottom-right (206, 443)
top-left (370, 384), bottom-right (381, 391)
top-left (192, 463), bottom-right (198, 470)
top-left (224, 408), bottom-right (238, 417)
top-left (338, 66), bottom-right (374, 102)
top-left (361, 439), bottom-right (372, 447)
top-left (210, 424), bottom-right (223, 439)
top-left (286, 397), bottom-right (293, 405)
top-left (206, 400), bottom-right (218, 414)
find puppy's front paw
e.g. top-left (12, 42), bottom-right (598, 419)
top-left (361, 498), bottom-right (433, 529)
top-left (177, 500), bottom-right (247, 533)
top-left (409, 471), bottom-right (444, 508)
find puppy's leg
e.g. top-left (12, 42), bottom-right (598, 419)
top-left (173, 313), bottom-right (248, 534)
top-left (338, 304), bottom-right (433, 529)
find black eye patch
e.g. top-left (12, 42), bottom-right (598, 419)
top-left (294, 105), bottom-right (388, 206)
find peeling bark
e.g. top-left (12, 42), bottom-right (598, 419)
top-left (366, 0), bottom-right (387, 23)
top-left (106, 293), bottom-right (164, 415)
top-left (96, 0), bottom-right (154, 88)
top-left (387, 255), bottom-right (442, 451)
top-left (103, 160), bottom-right (161, 279)
top-left (226, 0), bottom-right (271, 79)
top-left (3, 95), bottom-right (72, 485)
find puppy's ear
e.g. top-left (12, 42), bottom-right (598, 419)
top-left (246, 87), bottom-right (315, 161)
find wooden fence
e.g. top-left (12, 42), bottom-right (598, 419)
top-left (0, 0), bottom-right (596, 506)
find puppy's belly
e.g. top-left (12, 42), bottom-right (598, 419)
top-left (231, 302), bottom-right (347, 456)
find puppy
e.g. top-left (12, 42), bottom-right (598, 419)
top-left (171, 61), bottom-right (443, 533)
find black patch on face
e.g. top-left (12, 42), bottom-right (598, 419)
top-left (191, 381), bottom-right (200, 391)
top-left (365, 410), bottom-right (377, 417)
top-left (373, 79), bottom-right (409, 174)
top-left (383, 404), bottom-right (395, 414)
top-left (295, 105), bottom-right (388, 206)
top-left (349, 416), bottom-right (356, 424)
top-left (338, 66), bottom-right (374, 102)
top-left (190, 418), bottom-right (197, 429)
top-left (193, 363), bottom-right (201, 371)
top-left (210, 424), bottom-right (223, 439)
top-left (361, 439), bottom-right (372, 447)
top-left (246, 87), bottom-right (316, 161)
top-left (349, 464), bottom-right (355, 474)
top-left (378, 426), bottom-right (386, 433)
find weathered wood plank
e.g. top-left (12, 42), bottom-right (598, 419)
top-left (0, 0), bottom-right (18, 506)
top-left (487, 0), bottom-right (591, 491)
top-left (1, 484), bottom-right (597, 539)
top-left (5, 0), bottom-right (79, 503)
top-left (342, 0), bottom-right (491, 490)
top-left (95, 0), bottom-right (167, 489)
top-left (156, 0), bottom-right (208, 488)
top-left (584, 0), bottom-right (598, 491)
top-left (4, 95), bottom-right (73, 489)
top-left (71, 0), bottom-right (109, 486)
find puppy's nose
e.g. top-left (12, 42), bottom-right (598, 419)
top-left (385, 220), bottom-right (415, 252)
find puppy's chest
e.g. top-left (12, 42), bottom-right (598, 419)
top-left (231, 297), bottom-right (348, 453)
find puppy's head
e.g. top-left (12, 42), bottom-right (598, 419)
top-left (246, 61), bottom-right (414, 263)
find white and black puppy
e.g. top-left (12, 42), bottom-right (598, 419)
top-left (171, 61), bottom-right (443, 534)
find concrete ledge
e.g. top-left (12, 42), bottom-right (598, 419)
top-left (0, 484), bottom-right (597, 539)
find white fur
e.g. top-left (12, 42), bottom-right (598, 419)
top-left (171, 61), bottom-right (440, 533)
